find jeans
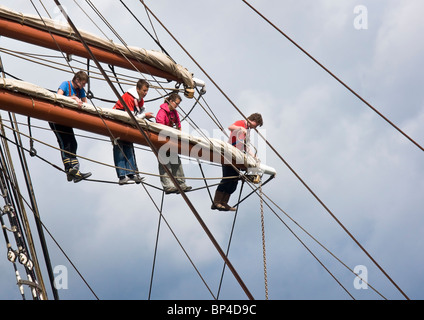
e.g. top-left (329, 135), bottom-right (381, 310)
top-left (113, 140), bottom-right (138, 178)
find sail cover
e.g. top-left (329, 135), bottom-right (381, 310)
top-left (0, 5), bottom-right (195, 91)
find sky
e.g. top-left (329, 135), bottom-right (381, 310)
top-left (0, 0), bottom-right (423, 301)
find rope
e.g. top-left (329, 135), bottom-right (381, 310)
top-left (55, 0), bottom-right (255, 300)
top-left (3, 1), bottom-right (392, 300)
top-left (216, 181), bottom-right (245, 299)
top-left (259, 181), bottom-right (268, 300)
top-left (141, 0), bottom-right (408, 299)
top-left (241, 0), bottom-right (423, 155)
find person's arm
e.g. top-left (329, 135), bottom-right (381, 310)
top-left (228, 120), bottom-right (247, 134)
top-left (138, 111), bottom-right (155, 119)
top-left (57, 85), bottom-right (84, 107)
top-left (175, 112), bottom-right (181, 130)
top-left (156, 109), bottom-right (166, 124)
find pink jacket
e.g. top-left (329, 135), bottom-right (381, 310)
top-left (156, 103), bottom-right (181, 129)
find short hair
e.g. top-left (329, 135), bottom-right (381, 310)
top-left (136, 79), bottom-right (150, 89)
top-left (247, 113), bottom-right (263, 127)
top-left (72, 71), bottom-right (89, 83)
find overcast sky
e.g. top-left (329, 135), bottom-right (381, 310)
top-left (0, 0), bottom-right (423, 300)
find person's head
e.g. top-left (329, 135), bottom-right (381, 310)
top-left (166, 92), bottom-right (182, 111)
top-left (247, 113), bottom-right (263, 129)
top-left (72, 71), bottom-right (89, 89)
top-left (136, 79), bottom-right (150, 100)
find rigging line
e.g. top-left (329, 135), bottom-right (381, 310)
top-left (148, 190), bottom-right (164, 300)
top-left (140, 182), bottom-right (216, 299)
top-left (30, 0), bottom-right (75, 74)
top-left (0, 47), bottom-right (137, 88)
top-left (137, 2), bottom-right (270, 204)
top-left (216, 181), bottom-right (244, 300)
top-left (241, 0), bottom-right (423, 154)
top-left (180, 88), bottom-right (204, 122)
top-left (119, 0), bottom-right (173, 60)
top-left (254, 185), bottom-right (356, 299)
top-left (232, 174), bottom-right (275, 208)
top-left (0, 129), bottom-right (45, 299)
top-left (83, 0), bottom-right (170, 97)
top-left (9, 8), bottom-right (221, 175)
top-left (0, 207), bottom-right (26, 299)
top-left (53, 0), bottom-right (254, 300)
top-left (220, 160), bottom-right (382, 298)
top-left (0, 59), bottom-right (49, 299)
top-left (7, 113), bottom-right (59, 300)
top-left (0, 153), bottom-right (99, 299)
top-left (0, 121), bottom-right (236, 182)
top-left (215, 163), bottom-right (378, 298)
top-left (141, 0), bottom-right (407, 300)
top-left (197, 160), bottom-right (213, 203)
top-left (258, 125), bottom-right (409, 300)
top-left (259, 182), bottom-right (268, 300)
top-left (10, 113), bottom-right (382, 299)
top-left (0, 192), bottom-right (27, 299)
top-left (260, 191), bottom-right (386, 300)
top-left (31, 208), bottom-right (100, 300)
top-left (1, 123), bottom-right (215, 197)
top-left (138, 2), bottom-right (230, 134)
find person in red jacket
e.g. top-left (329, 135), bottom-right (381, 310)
top-left (113, 79), bottom-right (154, 185)
top-left (156, 92), bottom-right (192, 194)
top-left (211, 113), bottom-right (263, 211)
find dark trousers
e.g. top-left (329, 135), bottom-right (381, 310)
top-left (217, 165), bottom-right (239, 195)
top-left (49, 122), bottom-right (79, 171)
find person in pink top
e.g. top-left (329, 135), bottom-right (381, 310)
top-left (156, 92), bottom-right (192, 194)
top-left (211, 113), bottom-right (263, 211)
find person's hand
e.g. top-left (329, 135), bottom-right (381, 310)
top-left (72, 96), bottom-right (83, 108)
top-left (145, 112), bottom-right (155, 119)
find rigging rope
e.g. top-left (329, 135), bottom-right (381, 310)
top-left (259, 181), bottom-right (268, 300)
top-left (241, 0), bottom-right (423, 155)
top-left (5, 117), bottom-right (386, 299)
top-left (139, 0), bottom-right (408, 300)
top-left (0, 0), bottom-right (395, 300)
top-left (53, 0), bottom-right (254, 300)
top-left (240, 0), bottom-right (411, 300)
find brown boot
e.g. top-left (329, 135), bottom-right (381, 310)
top-left (211, 190), bottom-right (226, 210)
top-left (221, 193), bottom-right (236, 211)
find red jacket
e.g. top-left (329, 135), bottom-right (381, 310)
top-left (156, 103), bottom-right (181, 129)
top-left (113, 91), bottom-right (144, 113)
top-left (229, 120), bottom-right (248, 151)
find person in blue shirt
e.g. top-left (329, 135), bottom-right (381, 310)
top-left (49, 71), bottom-right (92, 183)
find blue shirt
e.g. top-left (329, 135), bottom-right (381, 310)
top-left (58, 81), bottom-right (86, 99)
